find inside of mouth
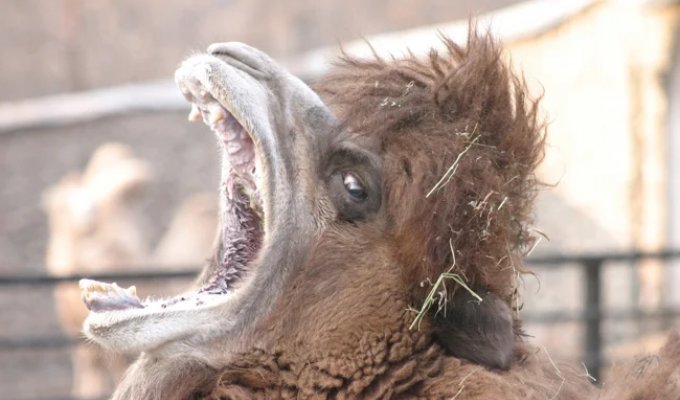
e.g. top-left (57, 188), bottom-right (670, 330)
top-left (198, 102), bottom-right (263, 295)
top-left (81, 101), bottom-right (264, 313)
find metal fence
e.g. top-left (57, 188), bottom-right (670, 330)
top-left (526, 250), bottom-right (680, 379)
top-left (1, 249), bottom-right (680, 398)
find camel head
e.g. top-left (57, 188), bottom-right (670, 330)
top-left (81, 32), bottom-right (545, 398)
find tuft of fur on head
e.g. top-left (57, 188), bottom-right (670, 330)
top-left (317, 29), bottom-right (545, 328)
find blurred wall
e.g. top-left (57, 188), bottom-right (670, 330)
top-left (507, 1), bottom-right (679, 309)
top-left (0, 0), bottom-right (522, 101)
top-left (501, 0), bottom-right (680, 358)
top-left (512, 1), bottom-right (677, 255)
top-left (670, 11), bottom-right (680, 307)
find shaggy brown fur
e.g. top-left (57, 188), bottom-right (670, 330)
top-left (318, 33), bottom-right (543, 314)
top-left (600, 332), bottom-right (680, 400)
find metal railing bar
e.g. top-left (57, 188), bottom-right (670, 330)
top-left (523, 308), bottom-right (680, 323)
top-left (583, 258), bottom-right (603, 379)
top-left (6, 397), bottom-right (108, 400)
top-left (2, 249), bottom-right (679, 286)
top-left (527, 249), bottom-right (680, 265)
top-left (0, 268), bottom-right (199, 286)
top-left (0, 336), bottom-right (77, 350)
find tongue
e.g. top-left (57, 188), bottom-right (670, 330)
top-left (80, 279), bottom-right (144, 312)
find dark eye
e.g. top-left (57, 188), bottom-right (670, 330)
top-left (342, 172), bottom-right (367, 201)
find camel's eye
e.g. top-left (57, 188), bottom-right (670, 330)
top-left (342, 172), bottom-right (367, 201)
top-left (325, 146), bottom-right (382, 221)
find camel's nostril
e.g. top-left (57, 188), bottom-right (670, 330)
top-left (207, 43), bottom-right (232, 57)
top-left (207, 43), bottom-right (268, 79)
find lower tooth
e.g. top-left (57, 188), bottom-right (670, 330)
top-left (188, 105), bottom-right (201, 122)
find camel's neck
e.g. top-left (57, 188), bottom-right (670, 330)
top-left (111, 329), bottom-right (599, 400)
top-left (208, 331), bottom-right (446, 399)
top-left (111, 355), bottom-right (218, 400)
top-left (206, 341), bottom-right (601, 400)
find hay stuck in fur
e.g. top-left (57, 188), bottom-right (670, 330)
top-left (410, 239), bottom-right (482, 331)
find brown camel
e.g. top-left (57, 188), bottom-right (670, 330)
top-left (79, 31), bottom-right (680, 399)
top-left (44, 143), bottom-right (217, 398)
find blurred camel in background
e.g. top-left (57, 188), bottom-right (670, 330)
top-left (43, 142), bottom-right (217, 399)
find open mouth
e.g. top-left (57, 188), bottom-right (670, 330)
top-left (79, 43), bottom-right (335, 356)
top-left (186, 83), bottom-right (264, 296)
top-left (80, 67), bottom-right (266, 314)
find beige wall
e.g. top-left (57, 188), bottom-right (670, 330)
top-left (504, 1), bottom-right (679, 343)
top-left (508, 2), bottom-right (677, 259)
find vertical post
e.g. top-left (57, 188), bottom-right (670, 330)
top-left (667, 29), bottom-right (680, 309)
top-left (584, 258), bottom-right (603, 381)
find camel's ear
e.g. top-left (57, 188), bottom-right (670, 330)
top-left (433, 35), bottom-right (544, 173)
top-left (432, 288), bottom-right (515, 370)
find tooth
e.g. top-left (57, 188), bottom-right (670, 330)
top-left (208, 104), bottom-right (226, 124)
top-left (188, 105), bottom-right (201, 122)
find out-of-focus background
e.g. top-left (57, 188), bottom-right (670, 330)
top-left (2, 0), bottom-right (680, 398)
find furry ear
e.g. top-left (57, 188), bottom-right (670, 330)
top-left (432, 288), bottom-right (514, 370)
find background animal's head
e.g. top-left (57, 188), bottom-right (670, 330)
top-left (43, 142), bottom-right (153, 274)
